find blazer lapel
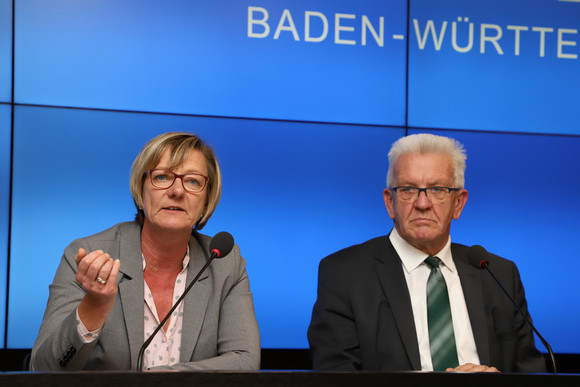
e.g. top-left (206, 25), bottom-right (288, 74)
top-left (117, 223), bottom-right (145, 370)
top-left (453, 245), bottom-right (491, 366)
top-left (374, 237), bottom-right (421, 370)
top-left (179, 234), bottom-right (211, 362)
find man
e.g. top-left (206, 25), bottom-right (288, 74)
top-left (307, 133), bottom-right (546, 372)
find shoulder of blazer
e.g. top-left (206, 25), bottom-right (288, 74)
top-left (317, 236), bottom-right (393, 282)
top-left (323, 236), bottom-right (390, 263)
top-left (450, 242), bottom-right (517, 271)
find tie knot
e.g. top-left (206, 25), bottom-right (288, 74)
top-left (425, 256), bottom-right (441, 269)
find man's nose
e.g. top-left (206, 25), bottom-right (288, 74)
top-left (414, 189), bottom-right (432, 208)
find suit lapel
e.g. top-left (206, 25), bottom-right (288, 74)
top-left (453, 245), bottom-right (491, 366)
top-left (374, 237), bottom-right (422, 370)
top-left (117, 226), bottom-right (211, 368)
top-left (179, 233), bottom-right (211, 362)
top-left (116, 223), bottom-right (146, 370)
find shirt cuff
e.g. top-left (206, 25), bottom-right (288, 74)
top-left (76, 308), bottom-right (102, 343)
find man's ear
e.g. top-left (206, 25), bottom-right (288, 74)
top-left (383, 188), bottom-right (396, 220)
top-left (452, 189), bottom-right (469, 220)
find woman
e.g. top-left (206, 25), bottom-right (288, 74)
top-left (31, 132), bottom-right (260, 370)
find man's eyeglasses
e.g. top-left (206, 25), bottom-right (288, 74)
top-left (391, 186), bottom-right (459, 201)
top-left (146, 169), bottom-right (208, 193)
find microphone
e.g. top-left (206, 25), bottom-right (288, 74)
top-left (136, 231), bottom-right (234, 371)
top-left (467, 245), bottom-right (557, 374)
top-left (209, 231), bottom-right (235, 258)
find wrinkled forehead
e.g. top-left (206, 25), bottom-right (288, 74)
top-left (393, 152), bottom-right (455, 185)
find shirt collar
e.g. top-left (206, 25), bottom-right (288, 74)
top-left (389, 227), bottom-right (456, 273)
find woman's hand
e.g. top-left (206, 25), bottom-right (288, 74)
top-left (75, 248), bottom-right (121, 331)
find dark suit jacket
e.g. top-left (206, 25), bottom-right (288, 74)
top-left (307, 235), bottom-right (546, 372)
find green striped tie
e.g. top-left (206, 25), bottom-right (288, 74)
top-left (425, 256), bottom-right (459, 371)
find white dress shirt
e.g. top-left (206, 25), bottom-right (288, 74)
top-left (389, 228), bottom-right (480, 370)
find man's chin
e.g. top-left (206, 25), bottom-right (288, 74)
top-left (407, 226), bottom-right (438, 240)
top-left (403, 228), bottom-right (442, 244)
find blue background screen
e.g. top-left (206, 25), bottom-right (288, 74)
top-left (2, 0), bottom-right (579, 354)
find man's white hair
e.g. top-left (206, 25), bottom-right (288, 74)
top-left (386, 133), bottom-right (466, 188)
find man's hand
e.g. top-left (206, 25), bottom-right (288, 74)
top-left (447, 363), bottom-right (500, 372)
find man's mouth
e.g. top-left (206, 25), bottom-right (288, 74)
top-left (411, 217), bottom-right (433, 223)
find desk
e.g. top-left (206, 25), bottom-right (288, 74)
top-left (1, 371), bottom-right (579, 387)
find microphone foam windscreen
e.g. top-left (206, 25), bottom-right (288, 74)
top-left (467, 244), bottom-right (489, 269)
top-left (209, 231), bottom-right (235, 258)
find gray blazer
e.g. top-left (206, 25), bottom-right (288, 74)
top-left (31, 222), bottom-right (260, 371)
